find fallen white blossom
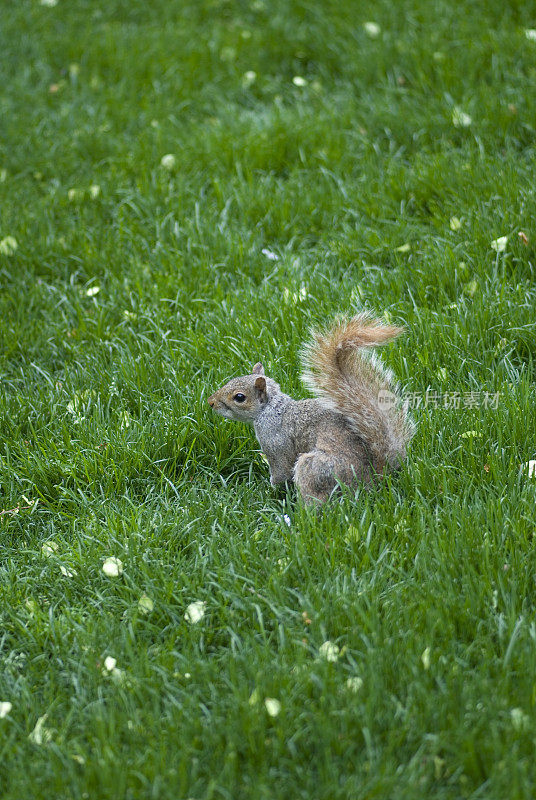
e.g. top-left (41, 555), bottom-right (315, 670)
top-left (184, 601), bottom-right (206, 624)
top-left (319, 641), bottom-right (340, 662)
top-left (102, 557), bottom-right (123, 577)
top-left (363, 22), bottom-right (381, 38)
top-left (264, 697), bottom-right (281, 717)
top-left (160, 154), bottom-right (177, 170)
top-left (491, 235), bottom-right (508, 253)
top-left (452, 107), bottom-right (472, 128)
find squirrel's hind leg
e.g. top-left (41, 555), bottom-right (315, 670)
top-left (293, 450), bottom-right (342, 505)
top-left (294, 450), bottom-right (371, 505)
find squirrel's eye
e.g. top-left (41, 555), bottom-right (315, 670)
top-left (233, 393), bottom-right (246, 403)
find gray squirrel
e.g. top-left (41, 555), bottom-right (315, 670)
top-left (208, 313), bottom-right (414, 504)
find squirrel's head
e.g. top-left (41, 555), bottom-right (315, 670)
top-left (208, 363), bottom-right (279, 422)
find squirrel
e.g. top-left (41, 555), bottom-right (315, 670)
top-left (207, 313), bottom-right (414, 504)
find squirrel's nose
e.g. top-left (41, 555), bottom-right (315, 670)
top-left (208, 396), bottom-right (215, 408)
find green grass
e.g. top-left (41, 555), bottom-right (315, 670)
top-left (2, 0), bottom-right (536, 797)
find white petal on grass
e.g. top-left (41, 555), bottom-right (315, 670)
top-left (242, 70), bottom-right (257, 87)
top-left (346, 676), bottom-right (364, 693)
top-left (283, 514), bottom-right (291, 526)
top-left (452, 107), bottom-right (472, 128)
top-left (363, 21), bottom-right (381, 38)
top-left (102, 557), bottom-right (123, 577)
top-left (511, 707), bottom-right (530, 730)
top-left (103, 656), bottom-right (117, 673)
top-left (138, 594), bottom-right (154, 615)
top-left (28, 714), bottom-right (53, 745)
top-left (60, 565), bottom-right (77, 578)
top-left (292, 76), bottom-right (307, 87)
top-left (86, 285), bottom-right (100, 297)
top-left (396, 242), bottom-right (411, 253)
top-left (421, 647), bottom-right (431, 670)
top-left (525, 29), bottom-right (536, 41)
top-left (41, 541), bottom-right (59, 557)
top-left (102, 656), bottom-right (125, 683)
top-left (319, 640), bottom-right (340, 662)
top-left (0, 236), bottom-right (18, 256)
top-left (521, 460), bottom-right (536, 478)
top-left (40, 0), bottom-right (58, 5)
top-left (160, 154), bottom-right (177, 170)
top-left (0, 702), bottom-right (12, 718)
top-left (67, 188), bottom-right (83, 202)
top-left (491, 235), bottom-right (508, 253)
top-left (264, 697), bottom-right (281, 717)
top-left (283, 286), bottom-right (308, 304)
top-left (184, 601), bottom-right (206, 624)
top-left (449, 216), bottom-right (462, 231)
top-left (89, 184), bottom-right (101, 199)
top-left (261, 247), bottom-right (279, 260)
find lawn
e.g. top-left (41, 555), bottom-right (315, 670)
top-left (1, 0), bottom-right (536, 797)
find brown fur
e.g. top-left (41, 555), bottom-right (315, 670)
top-left (208, 314), bottom-right (414, 504)
top-left (301, 313), bottom-right (413, 473)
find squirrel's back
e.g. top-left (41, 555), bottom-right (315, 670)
top-left (301, 313), bottom-right (414, 473)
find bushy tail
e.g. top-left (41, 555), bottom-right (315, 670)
top-left (301, 313), bottom-right (414, 472)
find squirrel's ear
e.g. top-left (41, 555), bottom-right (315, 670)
top-left (254, 375), bottom-right (267, 402)
top-left (252, 362), bottom-right (265, 375)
